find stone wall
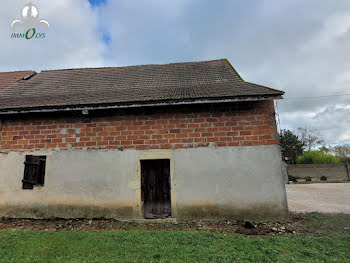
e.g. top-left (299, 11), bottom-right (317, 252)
top-left (287, 163), bottom-right (350, 181)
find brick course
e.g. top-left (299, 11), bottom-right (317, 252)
top-left (0, 100), bottom-right (279, 151)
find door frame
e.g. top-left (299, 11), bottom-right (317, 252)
top-left (138, 152), bottom-right (177, 219)
top-left (141, 159), bottom-right (171, 218)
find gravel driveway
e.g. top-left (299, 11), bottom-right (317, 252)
top-left (286, 183), bottom-right (350, 214)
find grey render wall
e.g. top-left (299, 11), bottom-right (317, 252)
top-left (0, 145), bottom-right (288, 220)
top-left (287, 164), bottom-right (350, 181)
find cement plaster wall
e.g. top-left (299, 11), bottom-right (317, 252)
top-left (0, 145), bottom-right (288, 220)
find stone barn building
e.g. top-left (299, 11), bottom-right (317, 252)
top-left (0, 59), bottom-right (288, 220)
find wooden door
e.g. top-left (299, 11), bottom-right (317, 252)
top-left (141, 159), bottom-right (171, 219)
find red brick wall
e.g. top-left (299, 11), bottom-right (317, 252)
top-left (0, 100), bottom-right (279, 151)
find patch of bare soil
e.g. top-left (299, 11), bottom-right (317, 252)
top-left (0, 213), bottom-right (349, 236)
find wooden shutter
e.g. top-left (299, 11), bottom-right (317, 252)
top-left (22, 155), bottom-right (40, 189)
top-left (36, 156), bottom-right (46, 186)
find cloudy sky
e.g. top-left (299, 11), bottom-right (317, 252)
top-left (1, 0), bottom-right (349, 145)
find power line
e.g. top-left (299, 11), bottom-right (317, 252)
top-left (283, 93), bottom-right (350, 100)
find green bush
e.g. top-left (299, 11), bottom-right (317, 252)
top-left (296, 151), bottom-right (341, 164)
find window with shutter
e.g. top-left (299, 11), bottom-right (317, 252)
top-left (22, 155), bottom-right (46, 189)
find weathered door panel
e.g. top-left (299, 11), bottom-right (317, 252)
top-left (141, 159), bottom-right (171, 219)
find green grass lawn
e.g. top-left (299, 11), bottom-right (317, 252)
top-left (0, 230), bottom-right (349, 263)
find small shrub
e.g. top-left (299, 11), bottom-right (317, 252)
top-left (320, 176), bottom-right (328, 181)
top-left (296, 151), bottom-right (341, 164)
top-left (305, 176), bottom-right (312, 181)
top-left (288, 175), bottom-right (297, 182)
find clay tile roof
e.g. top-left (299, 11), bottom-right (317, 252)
top-left (0, 59), bottom-right (283, 113)
top-left (0, 71), bottom-right (35, 91)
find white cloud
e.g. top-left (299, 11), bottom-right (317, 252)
top-left (279, 103), bottom-right (350, 144)
top-left (0, 0), bottom-right (106, 71)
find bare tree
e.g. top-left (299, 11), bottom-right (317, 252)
top-left (332, 145), bottom-right (350, 161)
top-left (298, 127), bottom-right (324, 151)
top-left (319, 145), bottom-right (331, 153)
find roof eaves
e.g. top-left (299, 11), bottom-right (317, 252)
top-left (0, 94), bottom-right (283, 115)
top-left (245, 81), bottom-right (285, 95)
